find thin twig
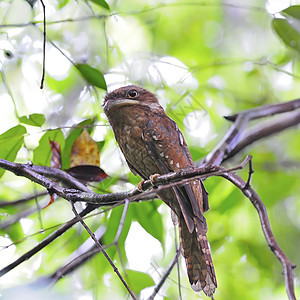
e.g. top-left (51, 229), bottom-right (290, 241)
top-left (70, 201), bottom-right (137, 300)
top-left (27, 164), bottom-right (92, 192)
top-left (0, 207), bottom-right (37, 230)
top-left (174, 226), bottom-right (182, 300)
top-left (244, 156), bottom-right (254, 189)
top-left (215, 167), bottom-right (296, 300)
top-left (203, 98), bottom-right (300, 166)
top-left (0, 2), bottom-right (265, 30)
top-left (0, 67), bottom-right (19, 118)
top-left (226, 110), bottom-right (300, 159)
top-left (48, 226), bottom-right (106, 284)
top-left (47, 199), bottom-right (129, 285)
top-left (35, 197), bottom-right (44, 230)
top-left (225, 98), bottom-right (300, 122)
top-left (204, 114), bottom-right (250, 166)
top-left (0, 191), bottom-right (48, 207)
top-left (112, 198), bottom-right (129, 245)
top-left (0, 204), bottom-right (98, 277)
top-left (49, 246), bottom-right (100, 284)
top-left (148, 247), bottom-right (181, 300)
top-left (40, 0), bottom-right (46, 89)
top-left (139, 157), bottom-right (251, 192)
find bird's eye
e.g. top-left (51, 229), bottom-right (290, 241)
top-left (127, 89), bottom-right (138, 99)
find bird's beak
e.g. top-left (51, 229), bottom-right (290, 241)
top-left (103, 99), bottom-right (140, 113)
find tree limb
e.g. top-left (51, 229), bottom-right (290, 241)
top-left (225, 98), bottom-right (300, 122)
top-left (203, 98), bottom-right (300, 166)
top-left (226, 110), bottom-right (300, 159)
top-left (70, 201), bottom-right (137, 300)
top-left (0, 204), bottom-right (98, 277)
top-left (219, 167), bottom-right (296, 300)
top-left (0, 191), bottom-right (48, 208)
top-left (48, 226), bottom-right (106, 284)
top-left (148, 247), bottom-right (181, 300)
top-left (0, 98), bottom-right (299, 299)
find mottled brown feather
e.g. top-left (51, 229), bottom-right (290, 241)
top-left (103, 85), bottom-right (217, 296)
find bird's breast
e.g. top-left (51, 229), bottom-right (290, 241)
top-left (110, 110), bottom-right (159, 179)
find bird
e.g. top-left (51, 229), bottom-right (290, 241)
top-left (103, 85), bottom-right (217, 297)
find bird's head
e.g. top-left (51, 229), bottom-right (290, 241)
top-left (103, 85), bottom-right (162, 116)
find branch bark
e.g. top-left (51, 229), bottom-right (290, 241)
top-left (220, 168), bottom-right (296, 300)
top-left (203, 98), bottom-right (300, 166)
top-left (70, 201), bottom-right (137, 300)
top-left (0, 97), bottom-right (299, 299)
top-left (0, 204), bottom-right (98, 277)
top-left (0, 157), bottom-right (296, 299)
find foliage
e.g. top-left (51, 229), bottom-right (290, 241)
top-left (0, 1), bottom-right (300, 299)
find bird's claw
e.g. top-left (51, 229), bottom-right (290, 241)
top-left (150, 173), bottom-right (160, 186)
top-left (137, 180), bottom-right (145, 192)
top-left (137, 174), bottom-right (160, 192)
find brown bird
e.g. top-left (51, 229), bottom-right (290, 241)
top-left (103, 85), bottom-right (217, 297)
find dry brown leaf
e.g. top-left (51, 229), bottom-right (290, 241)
top-left (70, 129), bottom-right (100, 167)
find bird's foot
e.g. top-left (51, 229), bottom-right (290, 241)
top-left (150, 173), bottom-right (160, 186)
top-left (137, 180), bottom-right (145, 192)
top-left (137, 174), bottom-right (160, 192)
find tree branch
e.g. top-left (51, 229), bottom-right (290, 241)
top-left (218, 167), bottom-right (296, 300)
top-left (226, 110), bottom-right (300, 159)
top-left (2, 155), bottom-right (295, 298)
top-left (0, 98), bottom-right (299, 299)
top-left (0, 191), bottom-right (48, 207)
top-left (43, 201), bottom-right (130, 285)
top-left (39, 0), bottom-right (46, 89)
top-left (0, 207), bottom-right (37, 230)
top-left (148, 247), bottom-right (181, 300)
top-left (203, 98), bottom-right (300, 166)
top-left (0, 204), bottom-right (98, 277)
top-left (70, 201), bottom-right (137, 300)
top-left (225, 98), bottom-right (300, 122)
top-left (48, 226), bottom-right (106, 284)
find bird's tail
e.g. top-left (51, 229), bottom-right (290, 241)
top-left (179, 216), bottom-right (217, 297)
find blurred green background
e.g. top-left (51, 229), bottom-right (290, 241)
top-left (0, 0), bottom-right (299, 299)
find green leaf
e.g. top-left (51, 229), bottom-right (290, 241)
top-left (96, 176), bottom-right (119, 191)
top-left (75, 64), bottom-right (107, 90)
top-left (125, 269), bottom-right (155, 294)
top-left (131, 201), bottom-right (164, 244)
top-left (0, 125), bottom-right (26, 177)
top-left (282, 5), bottom-right (300, 20)
top-left (272, 18), bottom-right (300, 53)
top-left (96, 140), bottom-right (105, 151)
top-left (102, 205), bottom-right (132, 245)
top-left (1, 221), bottom-right (24, 242)
top-left (88, 0), bottom-right (110, 10)
top-left (61, 118), bottom-right (96, 170)
top-left (102, 205), bottom-right (133, 264)
top-left (33, 129), bottom-right (65, 166)
top-left (57, 0), bottom-right (69, 9)
top-left (19, 113), bottom-right (45, 127)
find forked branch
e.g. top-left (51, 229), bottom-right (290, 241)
top-left (0, 98), bottom-right (299, 299)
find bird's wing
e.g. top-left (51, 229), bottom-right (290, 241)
top-left (125, 159), bottom-right (138, 175)
top-left (142, 113), bottom-right (208, 232)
